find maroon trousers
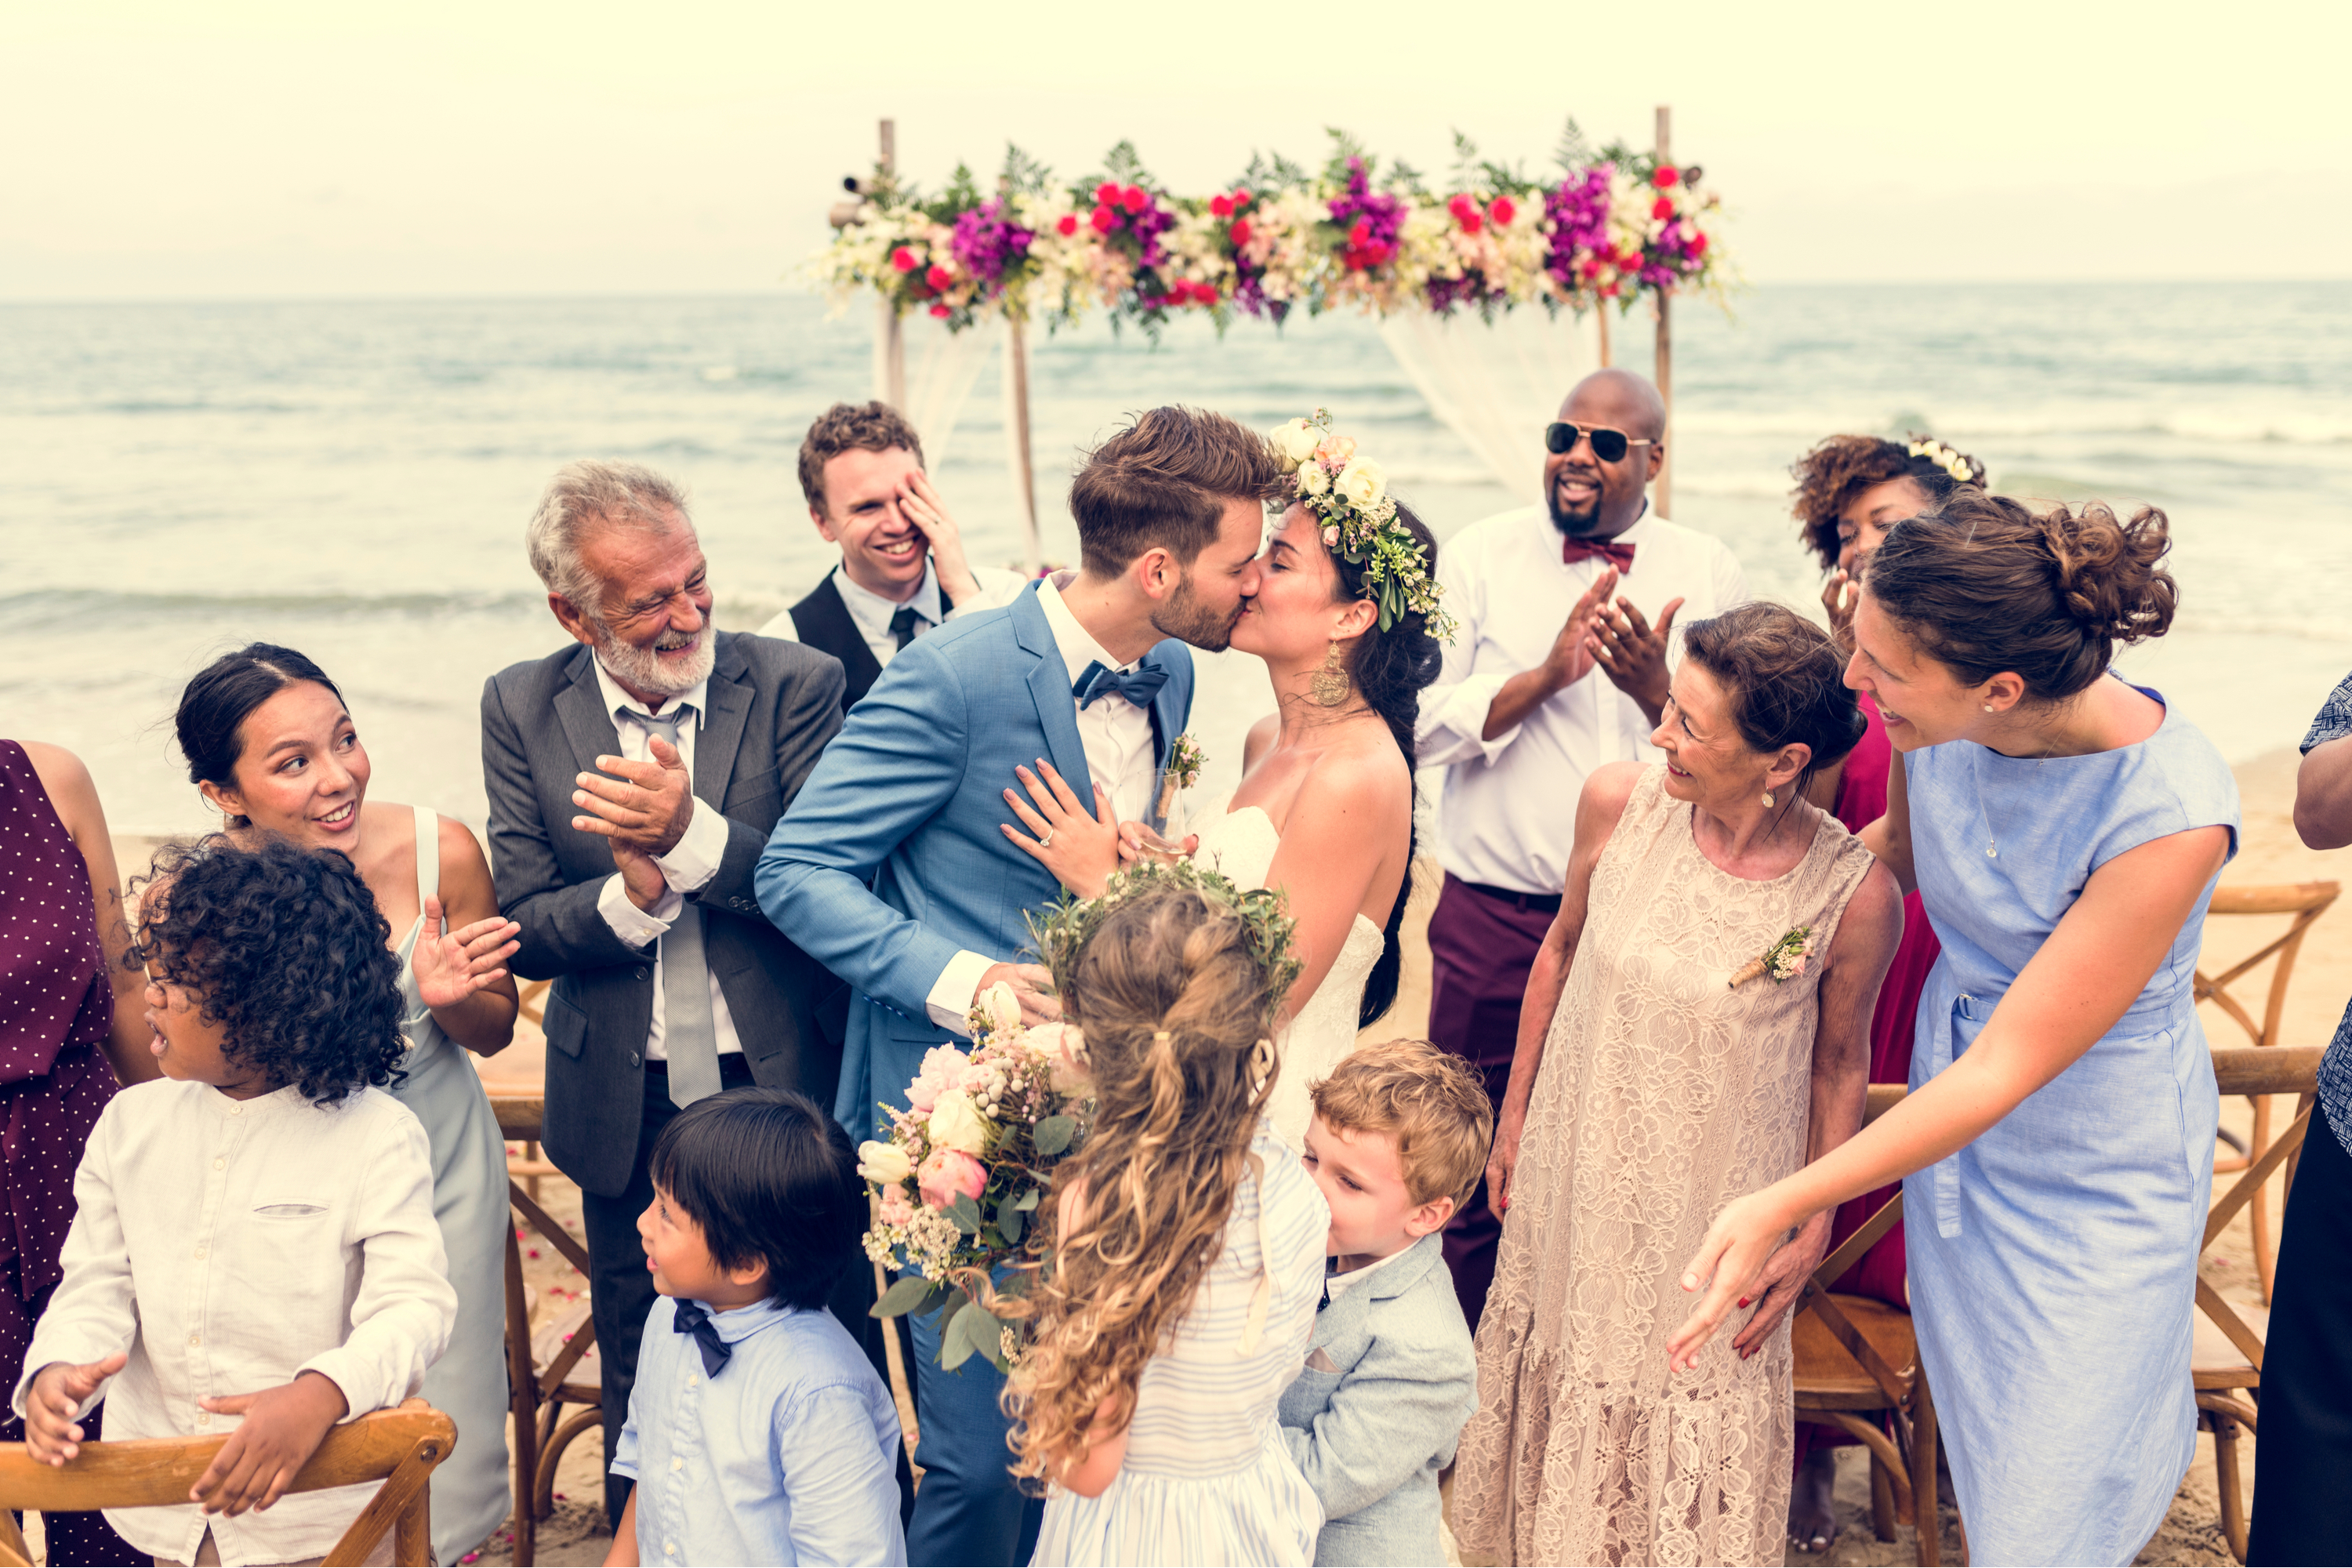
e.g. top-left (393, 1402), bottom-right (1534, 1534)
top-left (1426, 873), bottom-right (1559, 1334)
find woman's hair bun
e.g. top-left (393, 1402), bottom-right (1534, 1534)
top-left (2034, 501), bottom-right (2177, 645)
top-left (1866, 490), bottom-right (2180, 702)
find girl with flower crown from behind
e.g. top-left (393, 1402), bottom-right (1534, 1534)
top-left (1006, 862), bottom-right (1330, 1566)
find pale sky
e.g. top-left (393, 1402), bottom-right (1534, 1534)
top-left (8, 0), bottom-right (2347, 299)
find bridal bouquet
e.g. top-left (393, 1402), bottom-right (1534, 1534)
top-left (858, 983), bottom-right (1092, 1372)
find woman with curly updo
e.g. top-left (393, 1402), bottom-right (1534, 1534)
top-left (17, 836), bottom-right (456, 1566)
top-left (1008, 865), bottom-right (1329, 1566)
top-left (1669, 493), bottom-right (2238, 1566)
top-left (1781, 432), bottom-right (1984, 1551)
top-left (174, 643), bottom-right (518, 1562)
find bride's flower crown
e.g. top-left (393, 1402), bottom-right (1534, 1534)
top-left (1268, 410), bottom-right (1456, 642)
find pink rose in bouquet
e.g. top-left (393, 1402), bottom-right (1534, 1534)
top-left (906, 1043), bottom-right (972, 1112)
top-left (917, 1147), bottom-right (988, 1209)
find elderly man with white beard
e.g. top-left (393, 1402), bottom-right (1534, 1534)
top-left (479, 459), bottom-right (856, 1530)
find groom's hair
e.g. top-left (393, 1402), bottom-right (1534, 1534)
top-left (1068, 406), bottom-right (1283, 575)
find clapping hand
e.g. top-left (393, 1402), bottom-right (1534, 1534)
top-left (24, 1352), bottom-right (125, 1465)
top-left (1588, 594), bottom-right (1685, 724)
top-left (573, 736), bottom-right (695, 855)
top-left (190, 1372), bottom-right (349, 1516)
top-left (412, 895), bottom-right (520, 1011)
top-left (1002, 760), bottom-right (1122, 899)
top-left (1821, 568), bottom-right (1858, 641)
top-left (1542, 567), bottom-right (1618, 695)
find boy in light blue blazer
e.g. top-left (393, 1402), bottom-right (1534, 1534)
top-left (1284, 1039), bottom-right (1494, 1567)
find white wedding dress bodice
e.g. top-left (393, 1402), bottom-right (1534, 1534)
top-left (1190, 800), bottom-right (1385, 1149)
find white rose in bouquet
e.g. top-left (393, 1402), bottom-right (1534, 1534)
top-left (1271, 418), bottom-right (1320, 469)
top-left (978, 981), bottom-right (1024, 1040)
top-left (927, 1088), bottom-right (991, 1156)
top-left (1299, 462), bottom-right (1332, 498)
top-left (1338, 457), bottom-right (1388, 510)
top-left (858, 1139), bottom-right (913, 1185)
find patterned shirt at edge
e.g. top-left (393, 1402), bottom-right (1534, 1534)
top-left (2300, 669), bottom-right (2352, 1156)
top-left (613, 1294), bottom-right (906, 1567)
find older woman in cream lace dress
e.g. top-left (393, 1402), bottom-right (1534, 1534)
top-left (1453, 604), bottom-right (1900, 1566)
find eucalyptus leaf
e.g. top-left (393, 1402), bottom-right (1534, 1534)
top-left (1014, 1189), bottom-right (1040, 1211)
top-left (872, 1275), bottom-right (933, 1318)
top-left (996, 1202), bottom-right (1025, 1246)
top-left (1033, 1115), bottom-right (1076, 1156)
top-left (948, 1193), bottom-right (983, 1235)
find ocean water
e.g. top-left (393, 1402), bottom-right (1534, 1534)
top-left (4, 283), bottom-right (2350, 836)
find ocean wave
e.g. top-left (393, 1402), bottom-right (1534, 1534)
top-left (0, 587), bottom-right (549, 619)
top-left (1675, 405), bottom-right (2352, 447)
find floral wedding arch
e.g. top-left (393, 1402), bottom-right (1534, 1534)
top-left (804, 122), bottom-right (1730, 563)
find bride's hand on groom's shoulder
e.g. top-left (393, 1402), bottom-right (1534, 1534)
top-left (1001, 760), bottom-right (1122, 899)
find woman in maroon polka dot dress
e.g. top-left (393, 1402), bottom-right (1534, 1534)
top-left (0, 739), bottom-right (159, 1565)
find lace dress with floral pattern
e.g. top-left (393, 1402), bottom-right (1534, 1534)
top-left (1453, 766), bottom-right (1874, 1567)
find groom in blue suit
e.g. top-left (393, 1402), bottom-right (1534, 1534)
top-left (757, 406), bottom-right (1283, 1566)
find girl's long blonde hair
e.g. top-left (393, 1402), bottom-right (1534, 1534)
top-left (1002, 875), bottom-right (1294, 1481)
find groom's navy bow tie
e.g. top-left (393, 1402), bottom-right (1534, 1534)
top-left (673, 1300), bottom-right (733, 1377)
top-left (1073, 659), bottom-right (1168, 712)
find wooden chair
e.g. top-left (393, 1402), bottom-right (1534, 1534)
top-left (2194, 1045), bottom-right (2322, 1564)
top-left (503, 981), bottom-right (561, 1201)
top-left (2194, 880), bottom-right (2338, 1300)
top-left (0, 1399), bottom-right (452, 1567)
top-left (1792, 1082), bottom-right (1943, 1566)
top-left (494, 1092), bottom-right (602, 1568)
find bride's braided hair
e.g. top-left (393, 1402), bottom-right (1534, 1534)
top-left (1002, 868), bottom-right (1299, 1484)
top-left (1327, 500), bottom-right (1443, 1026)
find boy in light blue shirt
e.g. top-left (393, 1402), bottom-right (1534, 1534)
top-left (605, 1089), bottom-right (905, 1568)
top-left (1284, 1040), bottom-right (1492, 1566)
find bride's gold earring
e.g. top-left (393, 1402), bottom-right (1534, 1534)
top-left (1310, 639), bottom-right (1351, 707)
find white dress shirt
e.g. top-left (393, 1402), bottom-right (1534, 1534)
top-left (590, 660), bottom-right (744, 1059)
top-left (756, 560), bottom-right (1029, 665)
top-left (924, 569), bottom-right (1160, 1029)
top-left (16, 1080), bottom-right (456, 1566)
top-left (1416, 504), bottom-right (1751, 895)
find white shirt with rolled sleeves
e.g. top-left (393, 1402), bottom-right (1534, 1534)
top-left (924, 569), bottom-right (1159, 1029)
top-left (1417, 504), bottom-right (1751, 895)
top-left (587, 661), bottom-right (744, 1061)
top-left (14, 1080), bottom-right (456, 1567)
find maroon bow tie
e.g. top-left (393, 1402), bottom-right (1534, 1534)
top-left (1561, 535), bottom-right (1636, 572)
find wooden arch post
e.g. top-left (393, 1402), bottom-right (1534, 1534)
top-left (1653, 103), bottom-right (1674, 520)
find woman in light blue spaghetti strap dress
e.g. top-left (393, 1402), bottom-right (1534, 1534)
top-left (173, 646), bottom-right (523, 1565)
top-left (1662, 496), bottom-right (2238, 1564)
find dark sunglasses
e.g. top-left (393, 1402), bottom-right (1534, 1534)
top-left (1546, 422), bottom-right (1652, 463)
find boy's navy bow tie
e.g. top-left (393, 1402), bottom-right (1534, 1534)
top-left (673, 1300), bottom-right (733, 1377)
top-left (1073, 660), bottom-right (1167, 710)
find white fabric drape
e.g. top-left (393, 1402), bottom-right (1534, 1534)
top-left (886, 312), bottom-right (998, 469)
top-left (1378, 309), bottom-right (1610, 505)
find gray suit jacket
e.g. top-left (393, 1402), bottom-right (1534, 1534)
top-left (1277, 1232), bottom-right (1479, 1567)
top-left (481, 631), bottom-right (847, 1196)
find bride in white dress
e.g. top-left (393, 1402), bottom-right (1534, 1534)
top-left (1006, 418), bottom-right (1447, 1146)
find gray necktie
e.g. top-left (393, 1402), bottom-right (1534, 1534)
top-left (629, 705), bottom-right (721, 1108)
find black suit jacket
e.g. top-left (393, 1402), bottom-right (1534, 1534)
top-left (789, 575), bottom-right (885, 711)
top-left (481, 631), bottom-right (847, 1196)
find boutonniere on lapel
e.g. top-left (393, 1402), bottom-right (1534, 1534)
top-left (1730, 925), bottom-right (1815, 989)
top-left (1155, 733), bottom-right (1207, 826)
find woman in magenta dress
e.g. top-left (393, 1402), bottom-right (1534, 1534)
top-left (0, 740), bottom-right (160, 1565)
top-left (1783, 433), bottom-right (1984, 1552)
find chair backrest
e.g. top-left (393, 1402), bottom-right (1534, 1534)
top-left (2195, 882), bottom-right (2339, 1051)
top-left (2198, 1047), bottom-right (2324, 1379)
top-left (0, 1400), bottom-right (452, 1567)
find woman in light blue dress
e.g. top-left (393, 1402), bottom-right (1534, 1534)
top-left (1664, 494), bottom-right (2237, 1564)
top-left (175, 645), bottom-right (522, 1565)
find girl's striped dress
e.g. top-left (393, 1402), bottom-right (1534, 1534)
top-left (1031, 1122), bottom-right (1331, 1566)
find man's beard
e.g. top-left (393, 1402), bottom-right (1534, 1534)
top-left (594, 619), bottom-right (716, 697)
top-left (1548, 469), bottom-right (1606, 537)
top-left (1150, 572), bottom-right (1240, 653)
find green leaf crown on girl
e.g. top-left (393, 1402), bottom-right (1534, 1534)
top-left (1268, 409), bottom-right (1457, 642)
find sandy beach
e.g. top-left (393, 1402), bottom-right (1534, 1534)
top-left (85, 744), bottom-right (2337, 1567)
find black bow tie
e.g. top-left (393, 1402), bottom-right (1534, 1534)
top-left (1073, 659), bottom-right (1169, 712)
top-left (673, 1299), bottom-right (733, 1377)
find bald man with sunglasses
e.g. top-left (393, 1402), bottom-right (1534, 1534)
top-left (1412, 367), bottom-right (1751, 1331)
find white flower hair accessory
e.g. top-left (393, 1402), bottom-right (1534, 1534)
top-left (1906, 437), bottom-right (1980, 488)
top-left (1268, 409), bottom-right (1456, 642)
